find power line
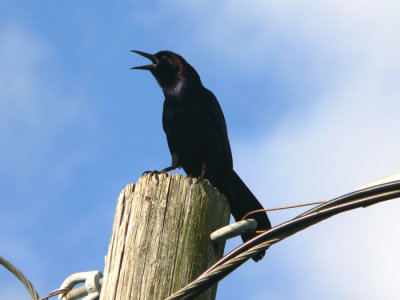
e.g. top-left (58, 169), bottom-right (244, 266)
top-left (166, 180), bottom-right (400, 299)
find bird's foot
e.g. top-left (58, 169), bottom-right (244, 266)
top-left (142, 170), bottom-right (162, 176)
top-left (196, 162), bottom-right (208, 183)
top-left (196, 174), bottom-right (210, 185)
top-left (142, 165), bottom-right (179, 177)
top-left (160, 164), bottom-right (179, 173)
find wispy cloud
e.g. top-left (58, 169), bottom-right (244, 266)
top-left (0, 24), bottom-right (99, 191)
top-left (222, 1), bottom-right (400, 299)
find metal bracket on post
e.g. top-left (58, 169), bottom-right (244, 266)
top-left (210, 219), bottom-right (258, 244)
top-left (58, 271), bottom-right (103, 300)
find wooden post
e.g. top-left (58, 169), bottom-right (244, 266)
top-left (100, 173), bottom-right (230, 300)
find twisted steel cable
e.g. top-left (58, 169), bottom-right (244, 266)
top-left (0, 256), bottom-right (39, 300)
top-left (166, 180), bottom-right (400, 300)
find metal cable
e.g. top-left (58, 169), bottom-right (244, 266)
top-left (166, 180), bottom-right (400, 300)
top-left (241, 200), bottom-right (327, 220)
top-left (38, 288), bottom-right (71, 300)
top-left (0, 256), bottom-right (39, 300)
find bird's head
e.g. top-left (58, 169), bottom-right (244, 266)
top-left (131, 50), bottom-right (200, 89)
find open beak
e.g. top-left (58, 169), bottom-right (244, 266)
top-left (131, 50), bottom-right (158, 70)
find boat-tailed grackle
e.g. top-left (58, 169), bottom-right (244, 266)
top-left (131, 50), bottom-right (271, 261)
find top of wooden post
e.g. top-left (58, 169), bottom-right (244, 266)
top-left (100, 173), bottom-right (231, 300)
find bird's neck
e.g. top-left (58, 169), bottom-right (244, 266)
top-left (163, 78), bottom-right (202, 98)
top-left (163, 80), bottom-right (186, 98)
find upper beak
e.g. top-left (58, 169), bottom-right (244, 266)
top-left (131, 50), bottom-right (158, 70)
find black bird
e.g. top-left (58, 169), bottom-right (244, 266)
top-left (131, 50), bottom-right (271, 261)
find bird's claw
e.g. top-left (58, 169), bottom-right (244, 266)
top-left (142, 170), bottom-right (162, 176)
top-left (196, 175), bottom-right (209, 184)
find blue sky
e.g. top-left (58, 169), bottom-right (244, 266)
top-left (1, 1), bottom-right (400, 299)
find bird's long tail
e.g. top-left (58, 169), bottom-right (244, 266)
top-left (210, 169), bottom-right (271, 262)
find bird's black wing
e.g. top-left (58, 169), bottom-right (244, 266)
top-left (200, 88), bottom-right (233, 169)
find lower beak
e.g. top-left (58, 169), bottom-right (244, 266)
top-left (131, 50), bottom-right (157, 70)
top-left (130, 64), bottom-right (155, 70)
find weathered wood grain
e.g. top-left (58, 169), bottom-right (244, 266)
top-left (100, 173), bottom-right (230, 300)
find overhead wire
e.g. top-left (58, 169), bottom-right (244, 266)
top-left (166, 180), bottom-right (400, 299)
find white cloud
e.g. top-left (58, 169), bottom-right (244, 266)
top-left (222, 1), bottom-right (400, 299)
top-left (232, 84), bottom-right (400, 297)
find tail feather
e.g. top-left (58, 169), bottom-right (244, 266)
top-left (210, 169), bottom-right (271, 261)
